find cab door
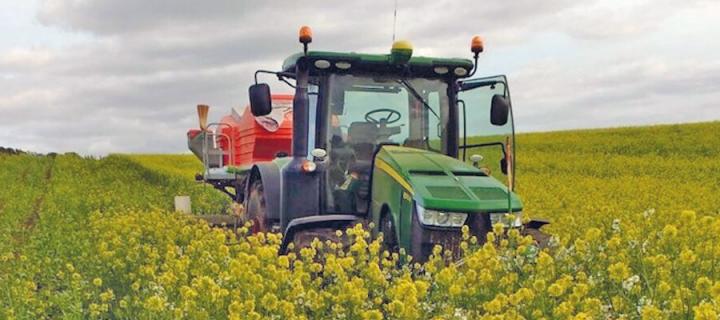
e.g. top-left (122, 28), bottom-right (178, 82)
top-left (457, 75), bottom-right (515, 188)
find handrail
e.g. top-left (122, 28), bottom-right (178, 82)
top-left (458, 141), bottom-right (507, 158)
top-left (200, 122), bottom-right (236, 175)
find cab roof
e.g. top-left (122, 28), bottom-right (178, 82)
top-left (281, 51), bottom-right (474, 78)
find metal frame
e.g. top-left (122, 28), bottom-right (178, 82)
top-left (201, 122), bottom-right (235, 176)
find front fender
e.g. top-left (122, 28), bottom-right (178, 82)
top-left (280, 214), bottom-right (360, 253)
top-left (250, 162), bottom-right (282, 222)
top-left (525, 219), bottom-right (550, 229)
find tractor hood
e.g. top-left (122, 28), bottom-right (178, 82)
top-left (375, 146), bottom-right (522, 212)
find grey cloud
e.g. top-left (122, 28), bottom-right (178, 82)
top-left (511, 57), bottom-right (720, 132)
top-left (1, 0), bottom-right (718, 155)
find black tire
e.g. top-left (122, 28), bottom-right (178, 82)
top-left (291, 228), bottom-right (339, 251)
top-left (380, 214), bottom-right (399, 254)
top-left (522, 227), bottom-right (550, 249)
top-left (244, 179), bottom-right (268, 233)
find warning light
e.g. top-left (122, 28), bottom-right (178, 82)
top-left (471, 36), bottom-right (484, 54)
top-left (299, 26), bottom-right (313, 44)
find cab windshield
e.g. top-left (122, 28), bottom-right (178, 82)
top-left (324, 73), bottom-right (450, 214)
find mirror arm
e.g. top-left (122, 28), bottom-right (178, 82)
top-left (254, 69), bottom-right (276, 84)
top-left (279, 77), bottom-right (296, 89)
top-left (254, 70), bottom-right (297, 85)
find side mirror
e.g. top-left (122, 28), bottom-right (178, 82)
top-left (500, 157), bottom-right (508, 175)
top-left (249, 83), bottom-right (272, 116)
top-left (490, 94), bottom-right (509, 126)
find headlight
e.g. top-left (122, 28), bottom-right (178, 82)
top-left (417, 205), bottom-right (468, 227)
top-left (489, 212), bottom-right (523, 228)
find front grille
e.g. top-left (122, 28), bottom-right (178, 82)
top-left (425, 186), bottom-right (470, 200)
top-left (419, 213), bottom-right (491, 260)
top-left (423, 229), bottom-right (463, 259)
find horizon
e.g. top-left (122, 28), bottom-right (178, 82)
top-left (5, 119), bottom-right (716, 156)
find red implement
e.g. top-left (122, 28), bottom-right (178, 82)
top-left (217, 94), bottom-right (294, 167)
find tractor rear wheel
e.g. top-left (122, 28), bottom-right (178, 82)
top-left (380, 214), bottom-right (399, 254)
top-left (244, 179), bottom-right (268, 233)
top-left (522, 227), bottom-right (550, 249)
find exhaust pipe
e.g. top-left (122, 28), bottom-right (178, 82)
top-left (197, 104), bottom-right (209, 130)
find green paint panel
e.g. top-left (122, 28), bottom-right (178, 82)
top-left (371, 145), bottom-right (525, 253)
top-left (469, 187), bottom-right (508, 200)
top-left (375, 146), bottom-right (522, 212)
top-left (425, 186), bottom-right (471, 200)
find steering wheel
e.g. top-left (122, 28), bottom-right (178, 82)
top-left (365, 108), bottom-right (402, 125)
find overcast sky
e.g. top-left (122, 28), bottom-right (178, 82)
top-left (1, 0), bottom-right (719, 155)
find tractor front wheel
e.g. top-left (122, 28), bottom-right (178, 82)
top-left (380, 214), bottom-right (399, 254)
top-left (522, 227), bottom-right (550, 249)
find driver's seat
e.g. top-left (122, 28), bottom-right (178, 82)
top-left (347, 121), bottom-right (377, 166)
top-left (347, 122), bottom-right (378, 144)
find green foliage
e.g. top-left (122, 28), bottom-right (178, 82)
top-left (1, 122), bottom-right (719, 319)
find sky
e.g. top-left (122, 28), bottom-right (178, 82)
top-left (1, 0), bottom-right (719, 155)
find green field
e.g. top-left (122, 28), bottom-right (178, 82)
top-left (1, 122), bottom-right (719, 319)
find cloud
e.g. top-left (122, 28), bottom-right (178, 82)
top-left (511, 57), bottom-right (720, 131)
top-left (0, 0), bottom-right (718, 155)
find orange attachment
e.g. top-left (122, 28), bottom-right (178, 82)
top-left (471, 36), bottom-right (484, 54)
top-left (217, 95), bottom-right (294, 167)
top-left (197, 104), bottom-right (209, 130)
top-left (299, 26), bottom-right (313, 44)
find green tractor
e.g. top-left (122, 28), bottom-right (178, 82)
top-left (189, 26), bottom-right (548, 260)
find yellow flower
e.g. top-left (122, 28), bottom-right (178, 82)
top-left (679, 249), bottom-right (697, 265)
top-left (670, 299), bottom-right (685, 314)
top-left (680, 210), bottom-right (696, 223)
top-left (696, 277), bottom-right (712, 294)
top-left (92, 278), bottom-right (103, 287)
top-left (662, 224), bottom-right (678, 238)
top-left (608, 262), bottom-right (630, 283)
top-left (537, 252), bottom-right (553, 267)
top-left (362, 310), bottom-right (383, 320)
top-left (657, 281), bottom-right (671, 295)
top-left (693, 302), bottom-right (717, 320)
top-left (548, 283), bottom-right (564, 297)
top-left (584, 228), bottom-right (602, 241)
top-left (99, 289), bottom-right (114, 302)
top-left (144, 295), bottom-right (166, 311)
top-left (573, 312), bottom-right (591, 320)
top-left (641, 305), bottom-right (662, 320)
top-left (449, 284), bottom-right (462, 297)
top-left (710, 282), bottom-right (720, 299)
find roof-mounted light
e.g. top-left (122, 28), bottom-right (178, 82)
top-left (454, 67), bottom-right (468, 76)
top-left (299, 26), bottom-right (313, 44)
top-left (468, 35), bottom-right (484, 77)
top-left (314, 59), bottom-right (331, 69)
top-left (335, 61), bottom-right (351, 69)
top-left (299, 26), bottom-right (312, 54)
top-left (390, 40), bottom-right (413, 65)
top-left (433, 66), bottom-right (449, 75)
top-left (471, 35), bottom-right (484, 55)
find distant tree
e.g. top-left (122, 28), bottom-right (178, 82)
top-left (0, 146), bottom-right (27, 155)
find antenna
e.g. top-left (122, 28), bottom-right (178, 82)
top-left (392, 0), bottom-right (398, 42)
